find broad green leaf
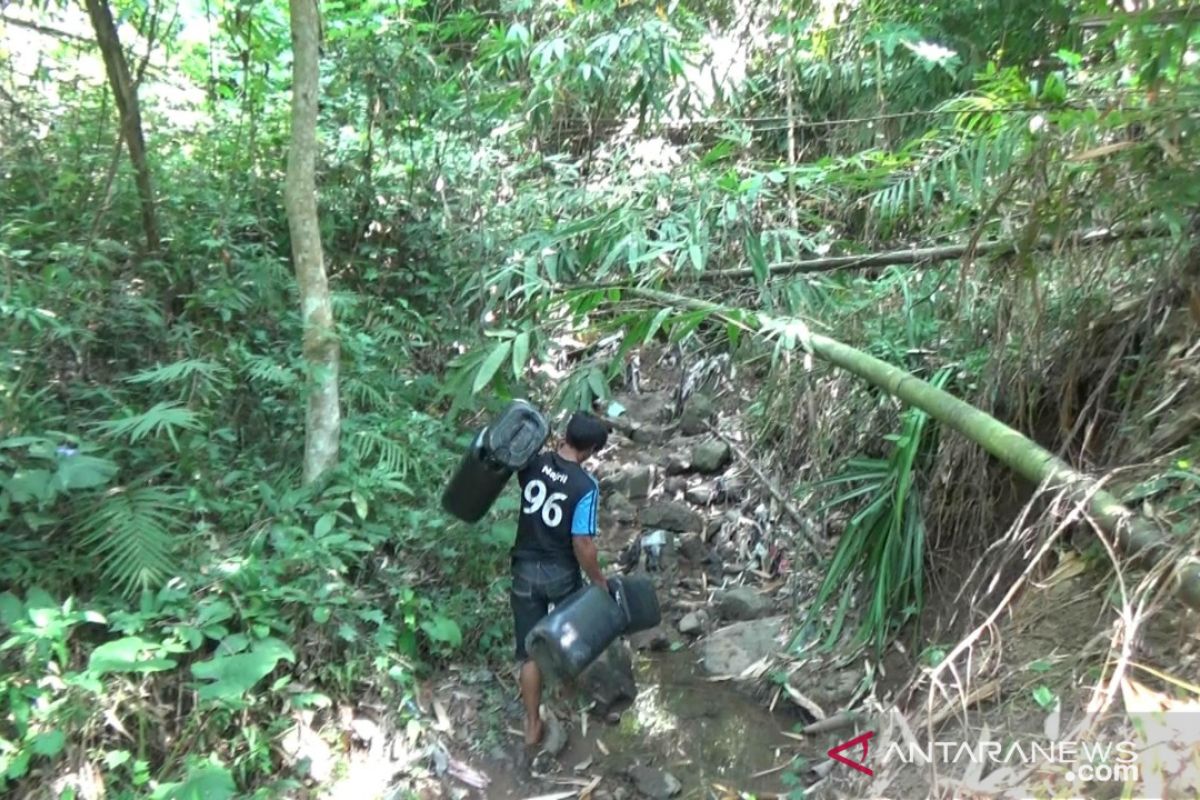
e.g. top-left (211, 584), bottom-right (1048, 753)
top-left (89, 637), bottom-right (177, 676)
top-left (4, 469), bottom-right (53, 504)
top-left (421, 615), bottom-right (462, 647)
top-left (156, 763), bottom-right (236, 800)
top-left (313, 606), bottom-right (332, 624)
top-left (53, 455), bottom-right (118, 490)
top-left (31, 730), bottom-right (65, 757)
top-left (314, 512), bottom-right (336, 538)
top-left (473, 340), bottom-right (512, 394)
top-left (0, 592), bottom-right (23, 627)
top-left (190, 637), bottom-right (295, 702)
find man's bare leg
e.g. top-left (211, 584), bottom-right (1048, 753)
top-left (519, 660), bottom-right (543, 746)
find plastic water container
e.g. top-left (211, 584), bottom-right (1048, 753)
top-left (483, 400), bottom-right (549, 470)
top-left (525, 584), bottom-right (628, 680)
top-left (609, 574), bottom-right (661, 634)
top-left (440, 430), bottom-right (509, 523)
top-left (441, 400), bottom-right (549, 523)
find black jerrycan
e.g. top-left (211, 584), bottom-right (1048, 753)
top-left (525, 584), bottom-right (628, 681)
top-left (525, 577), bottom-right (662, 680)
top-left (441, 400), bottom-right (549, 523)
top-left (609, 574), bottom-right (661, 634)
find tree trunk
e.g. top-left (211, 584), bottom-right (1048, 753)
top-left (84, 0), bottom-right (161, 252)
top-left (623, 286), bottom-right (1200, 610)
top-left (285, 0), bottom-right (340, 485)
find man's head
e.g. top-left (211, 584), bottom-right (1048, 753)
top-left (562, 412), bottom-right (609, 462)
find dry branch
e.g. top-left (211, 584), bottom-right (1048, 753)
top-left (691, 222), bottom-right (1171, 282)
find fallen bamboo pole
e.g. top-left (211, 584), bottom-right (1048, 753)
top-left (619, 286), bottom-right (1200, 611)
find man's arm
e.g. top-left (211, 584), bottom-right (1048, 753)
top-left (571, 483), bottom-right (607, 590)
top-left (573, 535), bottom-right (607, 591)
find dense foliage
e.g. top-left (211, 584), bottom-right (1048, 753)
top-left (2, 0), bottom-right (1198, 795)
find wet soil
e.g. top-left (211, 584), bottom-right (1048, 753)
top-left (484, 647), bottom-right (810, 799)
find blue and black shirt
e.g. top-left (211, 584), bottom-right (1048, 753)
top-left (512, 451), bottom-right (599, 567)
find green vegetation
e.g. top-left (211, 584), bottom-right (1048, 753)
top-left (2, 0), bottom-right (1199, 795)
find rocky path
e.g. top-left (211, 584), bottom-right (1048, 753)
top-left (468, 383), bottom-right (837, 800)
top-left (311, 381), bottom-right (853, 800)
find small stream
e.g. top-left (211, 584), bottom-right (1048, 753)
top-left (488, 647), bottom-right (808, 799)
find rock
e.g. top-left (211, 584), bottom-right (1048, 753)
top-left (791, 665), bottom-right (861, 709)
top-left (676, 533), bottom-right (708, 562)
top-left (621, 390), bottom-right (675, 424)
top-left (679, 394), bottom-right (715, 436)
top-left (541, 713), bottom-right (568, 756)
top-left (700, 616), bottom-right (786, 676)
top-left (601, 464), bottom-right (654, 500)
top-left (664, 454), bottom-right (692, 475)
top-left (716, 586), bottom-right (773, 621)
top-left (685, 485), bottom-right (717, 505)
top-left (640, 500), bottom-right (703, 533)
top-left (605, 493), bottom-right (638, 525)
top-left (629, 765), bottom-right (682, 799)
top-left (678, 610), bottom-right (708, 635)
top-left (578, 641), bottom-right (637, 711)
top-left (690, 439), bottom-right (732, 474)
top-left (663, 475), bottom-right (688, 496)
top-left (629, 626), bottom-right (670, 652)
top-left (630, 424), bottom-right (672, 445)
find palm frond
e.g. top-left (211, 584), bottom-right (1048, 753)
top-left (77, 486), bottom-right (187, 596)
top-left (92, 401), bottom-right (205, 447)
top-left (124, 359), bottom-right (232, 397)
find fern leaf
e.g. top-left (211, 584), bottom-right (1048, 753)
top-left (77, 487), bottom-right (186, 596)
top-left (93, 401), bottom-right (205, 445)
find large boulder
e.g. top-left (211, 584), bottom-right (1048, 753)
top-left (577, 641), bottom-right (637, 711)
top-left (690, 439), bottom-right (732, 474)
top-left (715, 587), bottom-right (773, 621)
top-left (679, 394), bottom-right (715, 436)
top-left (640, 500), bottom-right (703, 533)
top-left (700, 616), bottom-right (787, 676)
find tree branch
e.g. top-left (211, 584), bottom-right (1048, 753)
top-left (689, 221), bottom-right (1174, 283)
top-left (0, 14), bottom-right (93, 45)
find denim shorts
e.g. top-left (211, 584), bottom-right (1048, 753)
top-left (510, 559), bottom-right (583, 661)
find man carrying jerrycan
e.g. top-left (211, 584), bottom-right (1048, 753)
top-left (509, 412), bottom-right (611, 755)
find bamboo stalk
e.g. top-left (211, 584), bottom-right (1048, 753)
top-left (619, 286), bottom-right (1200, 611)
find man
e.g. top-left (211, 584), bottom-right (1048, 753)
top-left (510, 411), bottom-right (609, 750)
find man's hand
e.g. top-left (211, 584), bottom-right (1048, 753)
top-left (572, 535), bottom-right (607, 592)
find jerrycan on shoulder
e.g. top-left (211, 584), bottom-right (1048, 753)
top-left (441, 400), bottom-right (549, 523)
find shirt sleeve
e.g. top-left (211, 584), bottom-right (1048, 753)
top-left (571, 487), bottom-right (599, 536)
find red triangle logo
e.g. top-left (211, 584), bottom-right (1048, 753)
top-left (827, 730), bottom-right (875, 776)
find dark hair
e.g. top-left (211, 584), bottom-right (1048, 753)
top-left (565, 412), bottom-right (608, 454)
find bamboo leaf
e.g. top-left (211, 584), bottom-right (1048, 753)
top-left (473, 340), bottom-right (512, 394)
top-left (511, 331), bottom-right (531, 378)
